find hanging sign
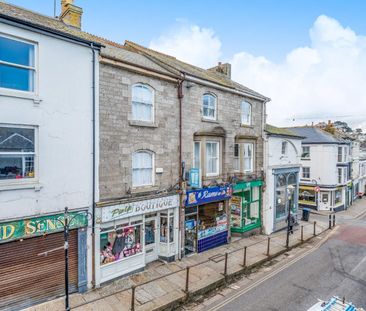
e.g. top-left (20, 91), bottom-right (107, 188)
top-left (0, 211), bottom-right (88, 243)
top-left (189, 168), bottom-right (202, 188)
top-left (185, 186), bottom-right (232, 207)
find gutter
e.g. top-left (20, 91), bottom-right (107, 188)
top-left (0, 14), bottom-right (103, 49)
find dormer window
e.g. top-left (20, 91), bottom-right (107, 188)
top-left (202, 93), bottom-right (217, 120)
top-left (132, 84), bottom-right (154, 122)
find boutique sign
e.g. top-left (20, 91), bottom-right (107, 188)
top-left (0, 212), bottom-right (88, 243)
top-left (101, 195), bottom-right (179, 222)
top-left (185, 186), bottom-right (232, 207)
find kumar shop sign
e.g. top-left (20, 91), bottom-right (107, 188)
top-left (101, 195), bottom-right (180, 222)
top-left (0, 212), bottom-right (88, 243)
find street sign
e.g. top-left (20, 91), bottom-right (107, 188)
top-left (314, 186), bottom-right (320, 192)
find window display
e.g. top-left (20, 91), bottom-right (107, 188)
top-left (230, 196), bottom-right (242, 228)
top-left (198, 202), bottom-right (227, 239)
top-left (100, 224), bottom-right (142, 265)
top-left (335, 190), bottom-right (342, 204)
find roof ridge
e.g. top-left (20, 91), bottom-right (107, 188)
top-left (125, 40), bottom-right (177, 60)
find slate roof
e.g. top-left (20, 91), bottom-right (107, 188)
top-left (285, 127), bottom-right (347, 144)
top-left (265, 124), bottom-right (304, 139)
top-left (125, 41), bottom-right (269, 101)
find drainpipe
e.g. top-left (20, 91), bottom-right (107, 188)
top-left (178, 76), bottom-right (185, 260)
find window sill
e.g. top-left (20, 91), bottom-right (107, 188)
top-left (0, 181), bottom-right (42, 192)
top-left (201, 118), bottom-right (219, 124)
top-left (131, 185), bottom-right (159, 194)
top-left (240, 124), bottom-right (253, 128)
top-left (0, 88), bottom-right (41, 104)
top-left (301, 158), bottom-right (311, 161)
top-left (129, 120), bottom-right (158, 128)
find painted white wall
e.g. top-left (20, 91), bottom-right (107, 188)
top-left (0, 23), bottom-right (95, 219)
top-left (263, 136), bottom-right (302, 234)
top-left (0, 23), bottom-right (99, 289)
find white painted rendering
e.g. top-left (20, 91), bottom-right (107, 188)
top-left (0, 22), bottom-right (99, 288)
top-left (263, 135), bottom-right (302, 234)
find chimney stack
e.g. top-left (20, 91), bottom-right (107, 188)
top-left (60, 0), bottom-right (83, 29)
top-left (208, 62), bottom-right (232, 79)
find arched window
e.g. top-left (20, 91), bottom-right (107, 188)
top-left (202, 93), bottom-right (217, 120)
top-left (241, 101), bottom-right (252, 125)
top-left (132, 150), bottom-right (153, 187)
top-left (132, 84), bottom-right (154, 122)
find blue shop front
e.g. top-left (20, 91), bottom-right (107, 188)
top-left (184, 186), bottom-right (232, 255)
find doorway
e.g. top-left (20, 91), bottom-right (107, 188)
top-left (185, 213), bottom-right (198, 255)
top-left (145, 216), bottom-right (158, 263)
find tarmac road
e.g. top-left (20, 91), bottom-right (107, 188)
top-left (206, 214), bottom-right (366, 311)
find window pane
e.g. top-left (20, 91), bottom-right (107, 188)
top-left (203, 94), bottom-right (216, 118)
top-left (132, 85), bottom-right (153, 121)
top-left (169, 216), bottom-right (174, 243)
top-left (194, 142), bottom-right (200, 169)
top-left (0, 127), bottom-right (34, 152)
top-left (0, 64), bottom-right (34, 92)
top-left (160, 216), bottom-right (168, 243)
top-left (132, 152), bottom-right (153, 186)
top-left (0, 36), bottom-right (34, 67)
top-left (0, 155), bottom-right (34, 180)
top-left (241, 101), bottom-right (251, 124)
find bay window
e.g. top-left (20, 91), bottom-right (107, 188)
top-left (132, 84), bottom-right (154, 122)
top-left (206, 141), bottom-right (219, 176)
top-left (0, 126), bottom-right (35, 180)
top-left (0, 36), bottom-right (35, 92)
top-left (132, 151), bottom-right (153, 187)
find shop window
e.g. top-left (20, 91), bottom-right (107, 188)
top-left (132, 150), bottom-right (153, 187)
top-left (0, 35), bottom-right (35, 92)
top-left (169, 214), bottom-right (174, 243)
top-left (243, 143), bottom-right (253, 172)
top-left (233, 143), bottom-right (239, 171)
top-left (230, 196), bottom-right (242, 228)
top-left (100, 224), bottom-right (142, 265)
top-left (198, 202), bottom-right (227, 239)
top-left (301, 146), bottom-right (310, 159)
top-left (202, 93), bottom-right (217, 120)
top-left (160, 213), bottom-right (174, 243)
top-left (194, 141), bottom-right (201, 169)
top-left (299, 189), bottom-right (316, 204)
top-left (302, 167), bottom-right (310, 179)
top-left (145, 219), bottom-right (155, 245)
top-left (335, 190), bottom-right (342, 205)
top-left (132, 84), bottom-right (154, 122)
top-left (0, 126), bottom-right (35, 180)
top-left (206, 141), bottom-right (219, 176)
top-left (241, 101), bottom-right (251, 125)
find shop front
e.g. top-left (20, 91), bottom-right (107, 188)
top-left (299, 186), bottom-right (318, 210)
top-left (230, 180), bottom-right (262, 234)
top-left (96, 194), bottom-right (179, 285)
top-left (0, 211), bottom-right (88, 310)
top-left (184, 186), bottom-right (231, 255)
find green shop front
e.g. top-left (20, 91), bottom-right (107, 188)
top-left (230, 180), bottom-right (262, 234)
top-left (0, 211), bottom-right (88, 310)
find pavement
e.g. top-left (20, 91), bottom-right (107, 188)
top-left (186, 197), bottom-right (366, 311)
top-left (22, 198), bottom-right (366, 311)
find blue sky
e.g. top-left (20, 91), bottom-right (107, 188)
top-left (6, 0), bottom-right (366, 129)
top-left (6, 0), bottom-right (366, 62)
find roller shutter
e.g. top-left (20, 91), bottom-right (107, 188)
top-left (0, 230), bottom-right (78, 311)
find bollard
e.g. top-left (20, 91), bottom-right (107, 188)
top-left (131, 285), bottom-right (136, 311)
top-left (313, 221), bottom-right (316, 236)
top-left (224, 252), bottom-right (228, 277)
top-left (266, 237), bottom-right (271, 257)
top-left (329, 214), bottom-right (332, 229)
top-left (242, 246), bottom-right (247, 268)
top-left (185, 266), bottom-right (190, 294)
top-left (333, 214), bottom-right (336, 227)
top-left (301, 225), bottom-right (304, 243)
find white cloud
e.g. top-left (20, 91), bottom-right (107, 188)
top-left (149, 22), bottom-right (221, 68)
top-left (150, 16), bottom-right (366, 130)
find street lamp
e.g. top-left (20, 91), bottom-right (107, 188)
top-left (286, 184), bottom-right (295, 248)
top-left (38, 207), bottom-right (91, 311)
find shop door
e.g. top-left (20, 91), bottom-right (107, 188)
top-left (0, 230), bottom-right (78, 311)
top-left (145, 217), bottom-right (158, 263)
top-left (185, 214), bottom-right (197, 255)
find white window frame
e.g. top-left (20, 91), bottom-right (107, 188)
top-left (205, 141), bottom-right (219, 176)
top-left (233, 143), bottom-right (240, 171)
top-left (0, 34), bottom-right (37, 95)
top-left (202, 93), bottom-right (217, 120)
top-left (193, 141), bottom-right (201, 170)
top-left (132, 150), bottom-right (154, 188)
top-left (338, 168), bottom-right (343, 184)
top-left (243, 143), bottom-right (254, 173)
top-left (338, 146), bottom-right (343, 163)
top-left (302, 167), bottom-right (310, 179)
top-left (301, 146), bottom-right (310, 159)
top-left (131, 83), bottom-right (154, 122)
top-left (241, 101), bottom-right (252, 125)
top-left (0, 124), bottom-right (38, 186)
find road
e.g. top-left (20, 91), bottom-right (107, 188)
top-left (203, 214), bottom-right (366, 311)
